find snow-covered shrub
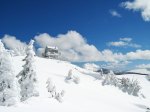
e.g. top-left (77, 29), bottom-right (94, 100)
top-left (65, 69), bottom-right (80, 84)
top-left (127, 79), bottom-right (141, 96)
top-left (73, 76), bottom-right (80, 84)
top-left (55, 90), bottom-right (65, 103)
top-left (101, 72), bottom-right (141, 96)
top-left (119, 78), bottom-right (141, 96)
top-left (66, 69), bottom-right (73, 81)
top-left (99, 68), bottom-right (103, 76)
top-left (119, 77), bottom-right (130, 92)
top-left (46, 78), bottom-right (65, 103)
top-left (60, 90), bottom-right (65, 97)
top-left (0, 41), bottom-right (20, 106)
top-left (0, 40), bottom-right (5, 53)
top-left (46, 78), bottom-right (56, 98)
top-left (102, 72), bottom-right (119, 86)
top-left (17, 40), bottom-right (39, 101)
top-left (146, 74), bottom-right (150, 81)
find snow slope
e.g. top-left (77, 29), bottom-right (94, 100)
top-left (0, 56), bottom-right (150, 112)
top-left (129, 68), bottom-right (150, 74)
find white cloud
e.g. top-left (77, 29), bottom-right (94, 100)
top-left (121, 0), bottom-right (150, 21)
top-left (126, 50), bottom-right (150, 60)
top-left (0, 31), bottom-right (149, 72)
top-left (35, 31), bottom-right (128, 63)
top-left (34, 31), bottom-right (102, 62)
top-left (2, 31), bottom-right (150, 70)
top-left (120, 37), bottom-right (132, 42)
top-left (102, 61), bottom-right (130, 70)
top-left (107, 37), bottom-right (141, 48)
top-left (109, 10), bottom-right (122, 17)
top-left (101, 49), bottom-right (125, 63)
top-left (83, 63), bottom-right (100, 72)
top-left (136, 64), bottom-right (150, 69)
top-left (108, 41), bottom-right (127, 47)
top-left (34, 31), bottom-right (150, 64)
top-left (129, 43), bottom-right (141, 48)
top-left (35, 31), bottom-right (136, 63)
top-left (2, 35), bottom-right (27, 56)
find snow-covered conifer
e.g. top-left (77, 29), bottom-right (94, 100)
top-left (60, 90), bottom-right (65, 97)
top-left (55, 92), bottom-right (63, 103)
top-left (102, 73), bottom-right (118, 86)
top-left (17, 40), bottom-right (39, 101)
top-left (146, 74), bottom-right (150, 81)
top-left (73, 76), bottom-right (80, 84)
top-left (66, 69), bottom-right (73, 80)
top-left (46, 78), bottom-right (65, 102)
top-left (65, 69), bottom-right (80, 84)
top-left (127, 79), bottom-right (141, 96)
top-left (46, 78), bottom-right (56, 97)
top-left (0, 42), bottom-right (20, 106)
top-left (0, 40), bottom-right (5, 53)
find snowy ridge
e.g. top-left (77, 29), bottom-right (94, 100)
top-left (0, 56), bottom-right (150, 112)
top-left (129, 69), bottom-right (150, 75)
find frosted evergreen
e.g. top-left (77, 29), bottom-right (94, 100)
top-left (17, 40), bottom-right (39, 101)
top-left (0, 42), bottom-right (20, 106)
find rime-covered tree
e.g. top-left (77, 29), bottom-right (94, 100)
top-left (46, 78), bottom-right (65, 102)
top-left (46, 78), bottom-right (56, 98)
top-left (0, 41), bottom-right (20, 106)
top-left (17, 40), bottom-right (39, 101)
top-left (146, 74), bottom-right (150, 81)
top-left (65, 69), bottom-right (80, 84)
top-left (0, 40), bottom-right (5, 53)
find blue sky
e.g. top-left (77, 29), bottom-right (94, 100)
top-left (0, 0), bottom-right (150, 70)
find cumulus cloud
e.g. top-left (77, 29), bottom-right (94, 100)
top-left (101, 49), bottom-right (125, 63)
top-left (2, 31), bottom-right (150, 70)
top-left (102, 61), bottom-right (130, 70)
top-left (120, 38), bottom-right (132, 42)
top-left (109, 10), bottom-right (122, 18)
top-left (2, 35), bottom-right (27, 56)
top-left (136, 64), bottom-right (150, 69)
top-left (121, 0), bottom-right (150, 21)
top-left (34, 31), bottom-right (102, 62)
top-left (108, 41), bottom-right (127, 47)
top-left (0, 31), bottom-right (149, 72)
top-left (126, 50), bottom-right (150, 60)
top-left (83, 63), bottom-right (100, 72)
top-left (107, 37), bottom-right (141, 48)
top-left (34, 31), bottom-right (150, 64)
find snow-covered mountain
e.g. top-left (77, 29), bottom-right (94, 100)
top-left (0, 56), bottom-right (150, 112)
top-left (129, 68), bottom-right (150, 75)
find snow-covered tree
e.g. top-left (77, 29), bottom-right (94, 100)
top-left (119, 77), bottom-right (130, 92)
top-left (46, 78), bottom-right (56, 98)
top-left (0, 40), bottom-right (5, 53)
top-left (102, 72), bottom-right (119, 86)
top-left (146, 74), bottom-right (150, 81)
top-left (65, 69), bottom-right (80, 84)
top-left (101, 72), bottom-right (141, 96)
top-left (55, 92), bottom-right (63, 103)
top-left (46, 78), bottom-right (65, 103)
top-left (0, 42), bottom-right (20, 106)
top-left (17, 40), bottom-right (39, 101)
top-left (126, 79), bottom-right (141, 96)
